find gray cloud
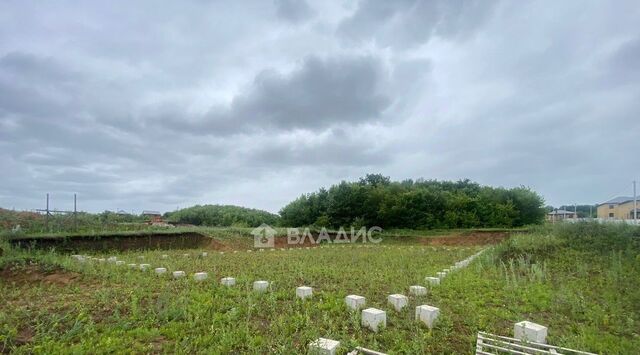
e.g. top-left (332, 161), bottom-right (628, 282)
top-left (274, 0), bottom-right (315, 23)
top-left (338, 0), bottom-right (498, 48)
top-left (0, 0), bottom-right (639, 213)
top-left (172, 55), bottom-right (392, 135)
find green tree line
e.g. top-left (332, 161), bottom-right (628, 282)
top-left (164, 204), bottom-right (279, 227)
top-left (279, 174), bottom-right (546, 228)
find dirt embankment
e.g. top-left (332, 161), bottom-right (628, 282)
top-left (9, 232), bottom-right (212, 252)
top-left (8, 230), bottom-right (510, 253)
top-left (420, 232), bottom-right (509, 246)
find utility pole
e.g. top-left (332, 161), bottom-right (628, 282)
top-left (45, 193), bottom-right (50, 231)
top-left (574, 204), bottom-right (577, 219)
top-left (634, 180), bottom-right (637, 224)
top-left (74, 193), bottom-right (77, 231)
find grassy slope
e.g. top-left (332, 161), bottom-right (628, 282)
top-left (1, 223), bottom-right (638, 353)
top-left (431, 228), bottom-right (640, 353)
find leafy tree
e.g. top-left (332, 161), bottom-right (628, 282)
top-left (165, 205), bottom-right (279, 227)
top-left (279, 174), bottom-right (545, 228)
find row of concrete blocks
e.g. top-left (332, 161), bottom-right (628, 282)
top-left (307, 251), bottom-right (487, 354)
top-left (424, 249), bottom-right (486, 285)
top-left (137, 267), bottom-right (271, 291)
top-left (71, 255), bottom-right (271, 291)
top-left (294, 287), bottom-right (439, 332)
top-left (73, 245), bottom-right (468, 264)
top-left (308, 321), bottom-right (549, 355)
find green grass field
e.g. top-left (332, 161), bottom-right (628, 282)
top-left (1, 223), bottom-right (638, 354)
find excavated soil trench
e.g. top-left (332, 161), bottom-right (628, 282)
top-left (9, 230), bottom-right (510, 252)
top-left (9, 232), bottom-right (216, 252)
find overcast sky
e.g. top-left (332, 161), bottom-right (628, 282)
top-left (1, 1), bottom-right (639, 214)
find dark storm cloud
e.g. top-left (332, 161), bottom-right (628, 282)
top-left (173, 55), bottom-right (392, 135)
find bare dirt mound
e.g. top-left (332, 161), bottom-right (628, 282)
top-left (420, 232), bottom-right (509, 246)
top-left (0, 264), bottom-right (81, 286)
top-left (205, 238), bottom-right (234, 251)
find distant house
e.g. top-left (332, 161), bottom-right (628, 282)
top-left (141, 210), bottom-right (163, 223)
top-left (597, 197), bottom-right (639, 220)
top-left (141, 210), bottom-right (161, 217)
top-left (547, 209), bottom-right (576, 222)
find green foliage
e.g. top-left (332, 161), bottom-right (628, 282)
top-left (553, 222), bottom-right (640, 253)
top-left (280, 174), bottom-right (546, 228)
top-left (164, 205), bottom-right (279, 228)
top-left (1, 223), bottom-right (638, 353)
top-left (0, 208), bottom-right (148, 235)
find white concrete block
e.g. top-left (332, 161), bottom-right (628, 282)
top-left (415, 305), bottom-right (440, 329)
top-left (183, 253), bottom-right (190, 257)
top-left (98, 258), bottom-right (106, 263)
top-left (361, 308), bottom-right (386, 332)
top-left (425, 276), bottom-right (440, 285)
top-left (436, 271), bottom-right (447, 279)
top-left (107, 256), bottom-right (117, 263)
top-left (115, 261), bottom-right (125, 266)
top-left (388, 294), bottom-right (408, 311)
top-left (345, 295), bottom-right (366, 311)
top-left (514, 321), bottom-right (547, 343)
top-left (139, 264), bottom-right (151, 271)
top-left (253, 280), bottom-right (269, 292)
top-left (308, 337), bottom-right (340, 355)
top-left (154, 267), bottom-right (167, 275)
top-left (221, 277), bottom-right (236, 286)
top-left (220, 252), bottom-right (224, 255)
top-left (443, 268), bottom-right (450, 273)
top-left (296, 286), bottom-right (313, 299)
top-left (193, 272), bottom-right (208, 281)
top-left (128, 263), bottom-right (137, 268)
top-left (410, 285), bottom-right (428, 296)
top-left (161, 254), bottom-right (168, 259)
top-left (172, 271), bottom-right (186, 279)
top-left (201, 252), bottom-right (208, 257)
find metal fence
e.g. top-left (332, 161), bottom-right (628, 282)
top-left (476, 332), bottom-right (596, 355)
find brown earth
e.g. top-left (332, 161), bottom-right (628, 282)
top-left (9, 230), bottom-right (509, 254)
top-left (0, 264), bottom-right (81, 286)
top-left (419, 232), bottom-right (509, 246)
top-left (14, 327), bottom-right (35, 346)
top-left (10, 232), bottom-right (212, 252)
